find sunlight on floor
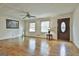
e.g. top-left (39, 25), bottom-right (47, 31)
top-left (60, 43), bottom-right (66, 56)
top-left (40, 40), bottom-right (49, 56)
top-left (29, 38), bottom-right (36, 55)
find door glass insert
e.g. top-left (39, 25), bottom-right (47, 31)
top-left (61, 22), bottom-right (66, 32)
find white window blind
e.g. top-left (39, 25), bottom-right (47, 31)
top-left (41, 21), bottom-right (49, 32)
top-left (29, 23), bottom-right (35, 32)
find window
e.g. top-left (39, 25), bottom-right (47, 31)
top-left (29, 23), bottom-right (35, 32)
top-left (61, 22), bottom-right (66, 32)
top-left (41, 21), bottom-right (49, 32)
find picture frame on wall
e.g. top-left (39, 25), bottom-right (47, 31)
top-left (6, 19), bottom-right (19, 29)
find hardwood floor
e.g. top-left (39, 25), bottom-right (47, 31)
top-left (0, 37), bottom-right (79, 56)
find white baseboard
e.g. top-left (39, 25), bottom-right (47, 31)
top-left (25, 35), bottom-right (46, 39)
top-left (0, 34), bottom-right (22, 40)
top-left (73, 41), bottom-right (79, 48)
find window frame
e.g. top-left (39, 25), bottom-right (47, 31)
top-left (29, 22), bottom-right (36, 32)
top-left (40, 21), bottom-right (50, 33)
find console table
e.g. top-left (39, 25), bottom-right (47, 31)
top-left (46, 33), bottom-right (53, 40)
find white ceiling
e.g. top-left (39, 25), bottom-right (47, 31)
top-left (0, 3), bottom-right (78, 19)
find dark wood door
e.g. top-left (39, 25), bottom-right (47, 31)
top-left (57, 18), bottom-right (70, 41)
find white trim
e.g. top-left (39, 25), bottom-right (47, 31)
top-left (0, 34), bottom-right (22, 40)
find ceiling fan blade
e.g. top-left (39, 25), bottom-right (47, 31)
top-left (22, 12), bottom-right (36, 19)
top-left (30, 16), bottom-right (36, 17)
top-left (22, 15), bottom-right (27, 19)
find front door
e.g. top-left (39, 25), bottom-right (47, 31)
top-left (57, 18), bottom-right (70, 41)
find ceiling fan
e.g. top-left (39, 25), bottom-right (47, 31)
top-left (22, 12), bottom-right (36, 19)
top-left (3, 5), bottom-right (36, 19)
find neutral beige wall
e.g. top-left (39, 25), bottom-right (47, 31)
top-left (0, 16), bottom-right (24, 40)
top-left (73, 5), bottom-right (79, 48)
top-left (24, 12), bottom-right (73, 41)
